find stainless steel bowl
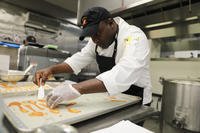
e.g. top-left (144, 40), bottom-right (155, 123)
top-left (0, 70), bottom-right (29, 82)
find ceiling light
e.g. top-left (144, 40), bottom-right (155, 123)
top-left (145, 21), bottom-right (173, 28)
top-left (127, 0), bottom-right (154, 8)
top-left (65, 18), bottom-right (77, 24)
top-left (185, 16), bottom-right (198, 21)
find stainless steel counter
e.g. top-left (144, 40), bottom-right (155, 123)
top-left (74, 105), bottom-right (157, 133)
top-left (0, 104), bottom-right (157, 133)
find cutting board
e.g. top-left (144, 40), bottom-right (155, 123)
top-left (0, 93), bottom-right (141, 132)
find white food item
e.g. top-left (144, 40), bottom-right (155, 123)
top-left (38, 79), bottom-right (45, 99)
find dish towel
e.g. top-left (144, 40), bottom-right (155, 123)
top-left (91, 120), bottom-right (154, 133)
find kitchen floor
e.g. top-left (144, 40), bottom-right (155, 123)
top-left (144, 116), bottom-right (161, 133)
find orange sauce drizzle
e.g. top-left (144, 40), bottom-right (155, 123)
top-left (28, 100), bottom-right (44, 110)
top-left (8, 102), bottom-right (29, 113)
top-left (66, 102), bottom-right (77, 107)
top-left (23, 104), bottom-right (37, 112)
top-left (67, 108), bottom-right (81, 113)
top-left (38, 99), bottom-right (45, 103)
top-left (38, 102), bottom-right (60, 114)
top-left (0, 83), bottom-right (8, 87)
top-left (23, 104), bottom-right (45, 116)
top-left (10, 81), bottom-right (17, 85)
top-left (8, 100), bottom-right (79, 116)
top-left (49, 109), bottom-right (60, 114)
top-left (0, 83), bottom-right (48, 92)
top-left (0, 83), bottom-right (13, 90)
top-left (65, 102), bottom-right (79, 113)
top-left (109, 96), bottom-right (117, 99)
top-left (110, 99), bottom-right (127, 102)
top-left (29, 112), bottom-right (45, 116)
top-left (108, 96), bottom-right (126, 102)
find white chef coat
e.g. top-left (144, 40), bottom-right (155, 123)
top-left (64, 17), bottom-right (152, 104)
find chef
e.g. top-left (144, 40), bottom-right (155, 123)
top-left (23, 36), bottom-right (37, 46)
top-left (22, 35), bottom-right (43, 48)
top-left (34, 7), bottom-right (152, 111)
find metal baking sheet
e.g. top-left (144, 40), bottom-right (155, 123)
top-left (0, 93), bottom-right (141, 132)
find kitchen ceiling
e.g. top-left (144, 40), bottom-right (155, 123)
top-left (44, 0), bottom-right (78, 13)
top-left (3, 0), bottom-right (200, 30)
top-left (2, 0), bottom-right (166, 25)
top-left (3, 0), bottom-right (78, 24)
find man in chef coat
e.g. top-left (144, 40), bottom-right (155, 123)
top-left (34, 7), bottom-right (152, 111)
top-left (23, 36), bottom-right (37, 46)
top-left (22, 35), bottom-right (43, 48)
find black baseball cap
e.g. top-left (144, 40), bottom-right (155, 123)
top-left (79, 7), bottom-right (111, 41)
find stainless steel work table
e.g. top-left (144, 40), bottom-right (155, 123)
top-left (0, 104), bottom-right (157, 133)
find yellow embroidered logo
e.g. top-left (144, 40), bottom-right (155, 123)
top-left (124, 36), bottom-right (140, 45)
top-left (124, 36), bottom-right (132, 45)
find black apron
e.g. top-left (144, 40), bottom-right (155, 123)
top-left (95, 39), bottom-right (144, 102)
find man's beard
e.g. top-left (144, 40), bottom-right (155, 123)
top-left (100, 36), bottom-right (115, 49)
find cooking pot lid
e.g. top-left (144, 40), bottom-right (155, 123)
top-left (170, 79), bottom-right (200, 86)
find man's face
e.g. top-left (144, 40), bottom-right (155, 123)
top-left (91, 20), bottom-right (115, 49)
top-left (24, 40), bottom-right (28, 45)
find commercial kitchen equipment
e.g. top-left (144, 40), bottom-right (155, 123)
top-left (18, 46), bottom-right (71, 80)
top-left (160, 78), bottom-right (200, 133)
top-left (0, 45), bottom-right (18, 70)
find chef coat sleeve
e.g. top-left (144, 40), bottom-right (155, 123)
top-left (64, 39), bottom-right (96, 75)
top-left (96, 32), bottom-right (150, 95)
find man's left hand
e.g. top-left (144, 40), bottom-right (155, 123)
top-left (46, 82), bottom-right (81, 108)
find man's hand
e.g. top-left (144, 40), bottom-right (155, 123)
top-left (33, 63), bottom-right (74, 86)
top-left (33, 68), bottom-right (53, 86)
top-left (46, 82), bottom-right (81, 108)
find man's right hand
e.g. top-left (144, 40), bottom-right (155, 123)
top-left (33, 63), bottom-right (74, 86)
top-left (33, 68), bottom-right (53, 86)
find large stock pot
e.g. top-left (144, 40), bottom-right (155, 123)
top-left (160, 78), bottom-right (200, 133)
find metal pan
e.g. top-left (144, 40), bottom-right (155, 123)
top-left (0, 93), bottom-right (141, 132)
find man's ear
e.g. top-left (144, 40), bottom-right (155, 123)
top-left (107, 18), bottom-right (114, 26)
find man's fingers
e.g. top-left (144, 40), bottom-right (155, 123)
top-left (34, 73), bottom-right (46, 86)
top-left (47, 95), bottom-right (59, 107)
top-left (33, 76), bottom-right (37, 85)
top-left (40, 78), bottom-right (45, 86)
top-left (41, 72), bottom-right (50, 86)
top-left (33, 68), bottom-right (52, 86)
top-left (50, 96), bottom-right (63, 109)
top-left (46, 92), bottom-right (52, 102)
top-left (33, 72), bottom-right (40, 86)
top-left (36, 73), bottom-right (42, 86)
